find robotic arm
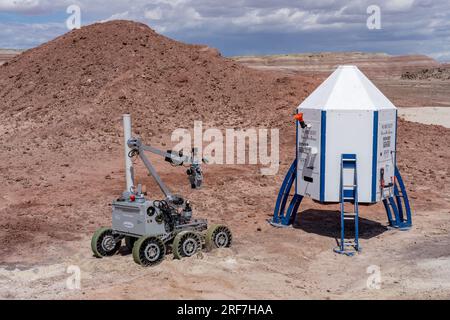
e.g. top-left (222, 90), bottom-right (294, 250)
top-left (127, 137), bottom-right (207, 199)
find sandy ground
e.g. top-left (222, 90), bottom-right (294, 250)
top-left (2, 197), bottom-right (450, 299)
top-left (398, 107), bottom-right (450, 128)
top-left (1, 118), bottom-right (449, 300)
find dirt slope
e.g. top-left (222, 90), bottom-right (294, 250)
top-left (0, 20), bottom-right (317, 260)
top-left (0, 21), bottom-right (315, 136)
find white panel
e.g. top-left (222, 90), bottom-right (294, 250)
top-left (324, 110), bottom-right (374, 202)
top-left (293, 65), bottom-right (399, 204)
top-left (376, 109), bottom-right (397, 201)
top-left (296, 109), bottom-right (321, 200)
top-left (298, 66), bottom-right (397, 111)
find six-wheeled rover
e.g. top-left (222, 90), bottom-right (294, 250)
top-left (91, 115), bottom-right (232, 266)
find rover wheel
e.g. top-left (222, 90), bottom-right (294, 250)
top-left (125, 236), bottom-right (137, 251)
top-left (173, 231), bottom-right (202, 259)
top-left (91, 227), bottom-right (121, 258)
top-left (205, 225), bottom-right (232, 251)
top-left (132, 236), bottom-right (166, 267)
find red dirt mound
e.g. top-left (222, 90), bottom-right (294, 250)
top-left (0, 20), bottom-right (317, 260)
top-left (0, 20), bottom-right (315, 140)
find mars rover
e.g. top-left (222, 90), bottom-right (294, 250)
top-left (91, 115), bottom-right (232, 266)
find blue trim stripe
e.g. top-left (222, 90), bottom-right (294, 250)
top-left (394, 109), bottom-right (397, 169)
top-left (371, 111), bottom-right (379, 203)
top-left (295, 118), bottom-right (298, 195)
top-left (320, 111), bottom-right (326, 202)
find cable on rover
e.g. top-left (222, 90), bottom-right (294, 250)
top-left (128, 149), bottom-right (139, 158)
top-left (154, 200), bottom-right (176, 231)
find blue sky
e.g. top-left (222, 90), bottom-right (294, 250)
top-left (0, 0), bottom-right (449, 61)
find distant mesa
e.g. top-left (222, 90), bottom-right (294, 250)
top-left (231, 52), bottom-right (440, 78)
top-left (0, 49), bottom-right (22, 65)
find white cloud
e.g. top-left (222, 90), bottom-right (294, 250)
top-left (101, 11), bottom-right (130, 22)
top-left (0, 0), bottom-right (449, 60)
top-left (0, 22), bottom-right (65, 48)
top-left (0, 0), bottom-right (40, 11)
top-left (384, 0), bottom-right (415, 12)
top-left (0, 0), bottom-right (70, 14)
top-left (144, 7), bottom-right (163, 20)
top-left (429, 51), bottom-right (450, 62)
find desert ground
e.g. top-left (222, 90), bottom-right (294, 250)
top-left (0, 20), bottom-right (449, 299)
top-left (398, 107), bottom-right (450, 128)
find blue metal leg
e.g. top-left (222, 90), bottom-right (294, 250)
top-left (395, 166), bottom-right (412, 228)
top-left (270, 159), bottom-right (302, 227)
top-left (354, 206), bottom-right (359, 251)
top-left (272, 160), bottom-right (297, 224)
top-left (284, 194), bottom-right (303, 225)
top-left (381, 166), bottom-right (412, 230)
top-left (388, 196), bottom-right (401, 228)
top-left (394, 184), bottom-right (405, 223)
top-left (383, 198), bottom-right (394, 227)
top-left (278, 169), bottom-right (296, 222)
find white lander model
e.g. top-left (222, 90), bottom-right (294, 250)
top-left (271, 66), bottom-right (412, 255)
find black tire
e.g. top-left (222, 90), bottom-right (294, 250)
top-left (125, 236), bottom-right (137, 251)
top-left (173, 231), bottom-right (202, 259)
top-left (91, 227), bottom-right (121, 258)
top-left (132, 236), bottom-right (166, 267)
top-left (205, 224), bottom-right (232, 251)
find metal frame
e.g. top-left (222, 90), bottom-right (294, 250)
top-left (269, 159), bottom-right (304, 227)
top-left (136, 146), bottom-right (173, 198)
top-left (128, 137), bottom-right (203, 199)
top-left (334, 153), bottom-right (360, 256)
top-left (383, 166), bottom-right (412, 230)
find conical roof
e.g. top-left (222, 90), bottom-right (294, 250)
top-left (298, 65), bottom-right (396, 110)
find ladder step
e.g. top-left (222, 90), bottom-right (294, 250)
top-left (338, 154), bottom-right (359, 255)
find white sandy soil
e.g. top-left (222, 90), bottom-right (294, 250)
top-left (398, 107), bottom-right (450, 128)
